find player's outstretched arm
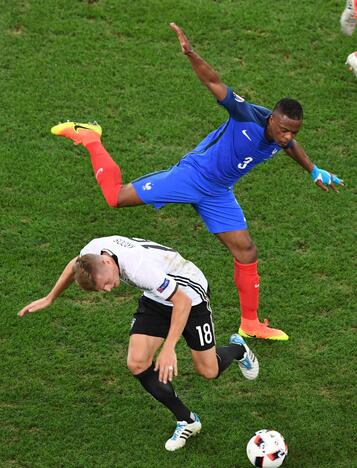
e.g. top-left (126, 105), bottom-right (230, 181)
top-left (18, 257), bottom-right (78, 317)
top-left (285, 142), bottom-right (344, 193)
top-left (155, 288), bottom-right (192, 384)
top-left (170, 22), bottom-right (227, 101)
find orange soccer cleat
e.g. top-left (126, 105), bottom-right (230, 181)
top-left (51, 121), bottom-right (102, 146)
top-left (239, 318), bottom-right (289, 341)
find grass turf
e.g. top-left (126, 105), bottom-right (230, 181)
top-left (1, 0), bottom-right (356, 467)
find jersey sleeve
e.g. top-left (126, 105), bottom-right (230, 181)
top-left (218, 87), bottom-right (254, 121)
top-left (150, 272), bottom-right (178, 302)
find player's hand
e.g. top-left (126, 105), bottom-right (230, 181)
top-left (18, 296), bottom-right (52, 317)
top-left (310, 165), bottom-right (344, 193)
top-left (155, 345), bottom-right (178, 384)
top-left (170, 22), bottom-right (193, 55)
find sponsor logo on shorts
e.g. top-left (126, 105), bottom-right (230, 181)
top-left (143, 182), bottom-right (152, 191)
top-left (157, 278), bottom-right (170, 293)
top-left (130, 318), bottom-right (136, 330)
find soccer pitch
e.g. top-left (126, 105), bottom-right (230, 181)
top-left (1, 1), bottom-right (356, 467)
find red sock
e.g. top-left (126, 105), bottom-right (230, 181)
top-left (85, 141), bottom-right (122, 207)
top-left (234, 259), bottom-right (259, 321)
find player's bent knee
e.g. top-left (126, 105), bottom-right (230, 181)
top-left (237, 238), bottom-right (256, 254)
top-left (127, 358), bottom-right (152, 375)
top-left (245, 242), bottom-right (257, 259)
top-left (117, 183), bottom-right (143, 208)
top-left (195, 365), bottom-right (219, 380)
top-left (233, 240), bottom-right (257, 263)
top-left (218, 231), bottom-right (257, 262)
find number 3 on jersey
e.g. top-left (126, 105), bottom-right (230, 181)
top-left (237, 157), bottom-right (253, 170)
top-left (196, 323), bottom-right (213, 346)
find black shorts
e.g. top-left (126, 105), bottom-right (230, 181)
top-left (130, 296), bottom-right (216, 351)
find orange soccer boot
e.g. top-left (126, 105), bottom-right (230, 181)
top-left (51, 121), bottom-right (102, 146)
top-left (239, 318), bottom-right (289, 341)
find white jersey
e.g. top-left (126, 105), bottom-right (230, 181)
top-left (79, 236), bottom-right (209, 306)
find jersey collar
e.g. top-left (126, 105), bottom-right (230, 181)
top-left (101, 249), bottom-right (120, 268)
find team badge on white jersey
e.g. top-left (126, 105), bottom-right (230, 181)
top-left (157, 278), bottom-right (170, 293)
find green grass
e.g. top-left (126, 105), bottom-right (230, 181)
top-left (1, 0), bottom-right (356, 466)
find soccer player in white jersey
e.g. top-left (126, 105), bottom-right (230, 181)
top-left (18, 235), bottom-right (259, 451)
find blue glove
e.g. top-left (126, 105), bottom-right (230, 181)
top-left (310, 165), bottom-right (342, 186)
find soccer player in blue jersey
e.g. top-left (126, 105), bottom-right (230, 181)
top-left (51, 23), bottom-right (344, 341)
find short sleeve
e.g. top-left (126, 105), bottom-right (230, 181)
top-left (151, 274), bottom-right (178, 301)
top-left (218, 87), bottom-right (253, 121)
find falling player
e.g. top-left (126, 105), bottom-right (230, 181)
top-left (51, 23), bottom-right (344, 341)
top-left (18, 235), bottom-right (259, 451)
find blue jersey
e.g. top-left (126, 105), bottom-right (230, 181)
top-left (180, 87), bottom-right (292, 188)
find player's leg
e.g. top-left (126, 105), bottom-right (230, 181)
top-left (127, 333), bottom-right (163, 375)
top-left (51, 121), bottom-right (143, 207)
top-left (129, 298), bottom-right (200, 451)
top-left (216, 229), bottom-right (259, 335)
top-left (217, 229), bottom-right (288, 340)
top-left (183, 301), bottom-right (259, 380)
top-left (194, 192), bottom-right (288, 341)
top-left (340, 0), bottom-right (357, 77)
top-left (340, 0), bottom-right (357, 36)
top-left (191, 339), bottom-right (259, 381)
top-left (128, 334), bottom-right (200, 450)
top-left (51, 122), bottom-right (202, 210)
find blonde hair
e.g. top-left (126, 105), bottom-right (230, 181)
top-left (73, 254), bottom-right (103, 291)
